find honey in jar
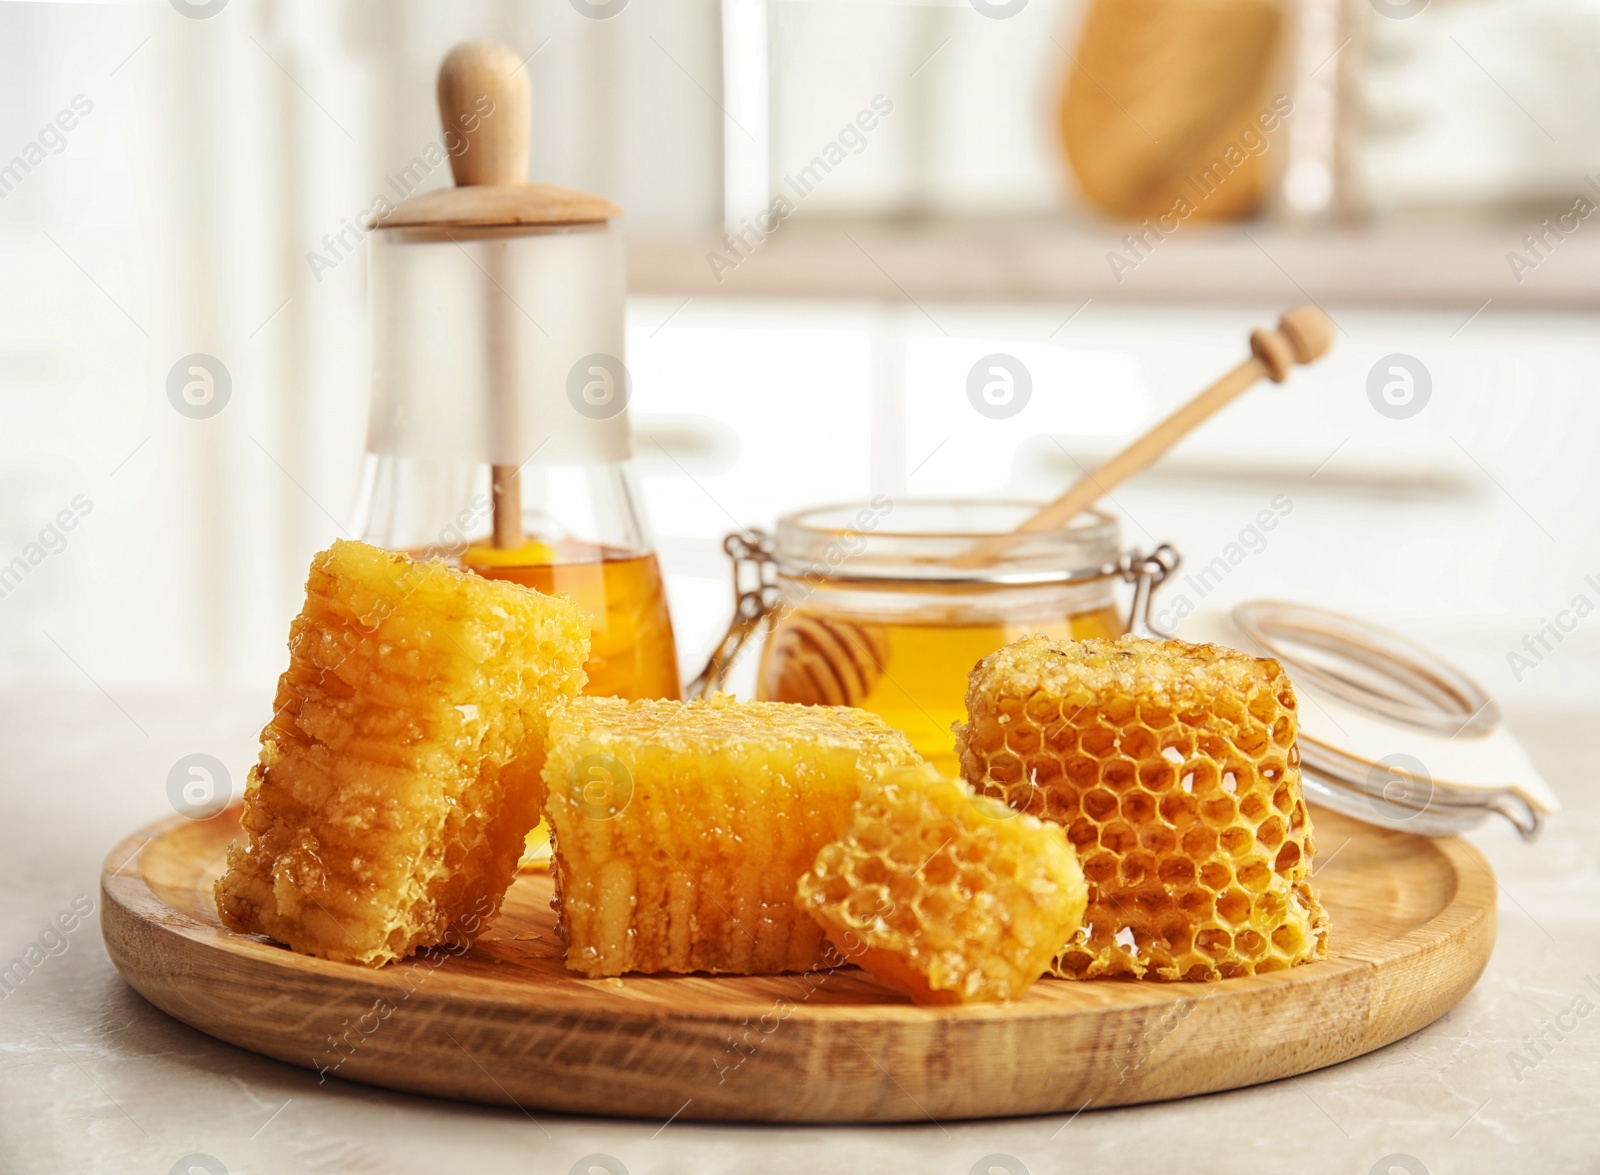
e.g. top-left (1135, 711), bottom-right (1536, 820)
top-left (748, 500), bottom-right (1133, 774)
top-left (761, 592), bottom-right (1121, 774)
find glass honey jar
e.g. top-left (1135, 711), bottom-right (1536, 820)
top-left (692, 499), bottom-right (1178, 773)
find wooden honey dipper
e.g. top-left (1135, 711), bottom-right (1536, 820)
top-left (767, 613), bottom-right (892, 708)
top-left (752, 308), bottom-right (1337, 707)
top-left (953, 304), bottom-right (1335, 569)
top-left (761, 306), bottom-right (1333, 709)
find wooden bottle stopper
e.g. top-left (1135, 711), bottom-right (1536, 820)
top-left (438, 41), bottom-right (531, 187)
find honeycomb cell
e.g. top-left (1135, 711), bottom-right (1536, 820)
top-left (1103, 758), bottom-right (1138, 791)
top-left (1216, 889), bottom-right (1252, 924)
top-left (1161, 792), bottom-right (1200, 827)
top-left (1122, 790), bottom-right (1157, 823)
top-left (1237, 859), bottom-right (1273, 893)
top-left (1031, 757), bottom-right (1064, 789)
top-left (1271, 923), bottom-right (1306, 954)
top-left (1025, 693), bottom-right (1060, 724)
top-left (1122, 727), bottom-right (1158, 760)
top-left (955, 634), bottom-right (1329, 981)
top-left (1044, 724), bottom-right (1077, 755)
top-left (1139, 761), bottom-right (1176, 791)
top-left (1121, 850), bottom-right (1158, 885)
top-left (1101, 821), bottom-right (1139, 853)
top-left (1182, 825), bottom-right (1219, 857)
top-left (1200, 860), bottom-right (1233, 890)
top-left (1140, 701), bottom-right (1174, 728)
top-left (1105, 696), bottom-right (1137, 726)
top-left (1082, 726), bottom-right (1116, 756)
top-left (1084, 852), bottom-right (1118, 883)
top-left (1234, 723), bottom-right (1269, 756)
top-left (1158, 915), bottom-right (1193, 954)
top-left (1201, 796), bottom-right (1238, 826)
top-left (1066, 757), bottom-right (1098, 787)
top-left (1084, 787), bottom-right (1118, 820)
top-left (1158, 855), bottom-right (1196, 886)
top-left (1007, 725), bottom-right (1041, 756)
top-left (797, 764), bottom-right (1088, 1005)
top-left (989, 751), bottom-right (1023, 784)
top-left (1141, 824), bottom-right (1177, 855)
top-left (1219, 826), bottom-right (1255, 856)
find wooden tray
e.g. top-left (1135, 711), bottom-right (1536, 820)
top-left (100, 805), bottom-right (1495, 1123)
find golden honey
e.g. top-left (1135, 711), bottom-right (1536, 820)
top-left (737, 502), bottom-right (1133, 774)
top-left (467, 540), bottom-right (680, 702)
top-left (760, 593), bottom-right (1122, 774)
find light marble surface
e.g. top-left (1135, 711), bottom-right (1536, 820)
top-left (1, 688), bottom-right (1596, 1175)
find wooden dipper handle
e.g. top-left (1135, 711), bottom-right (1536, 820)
top-left (954, 305), bottom-right (1334, 569)
top-left (437, 41), bottom-right (532, 549)
top-left (1248, 304), bottom-right (1334, 382)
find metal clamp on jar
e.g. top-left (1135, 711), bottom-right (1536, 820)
top-left (689, 498), bottom-right (1179, 773)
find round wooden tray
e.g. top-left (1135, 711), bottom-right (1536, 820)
top-left (101, 805), bottom-right (1495, 1123)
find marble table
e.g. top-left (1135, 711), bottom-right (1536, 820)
top-left (2, 688), bottom-right (1596, 1174)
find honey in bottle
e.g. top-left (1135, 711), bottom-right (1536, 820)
top-left (465, 539), bottom-right (679, 702)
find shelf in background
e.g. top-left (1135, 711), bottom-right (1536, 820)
top-left (628, 216), bottom-right (1600, 311)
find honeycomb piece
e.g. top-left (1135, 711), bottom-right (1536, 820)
top-left (215, 539), bottom-right (590, 966)
top-left (543, 694), bottom-right (921, 977)
top-left (955, 633), bottom-right (1328, 981)
top-left (798, 764), bottom-right (1088, 1005)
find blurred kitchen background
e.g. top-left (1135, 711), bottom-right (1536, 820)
top-left (2, 0), bottom-right (1598, 715)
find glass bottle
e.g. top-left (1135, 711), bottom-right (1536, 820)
top-left (351, 41), bottom-right (679, 703)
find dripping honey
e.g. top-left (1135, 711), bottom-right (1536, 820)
top-left (758, 589), bottom-right (1123, 775)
